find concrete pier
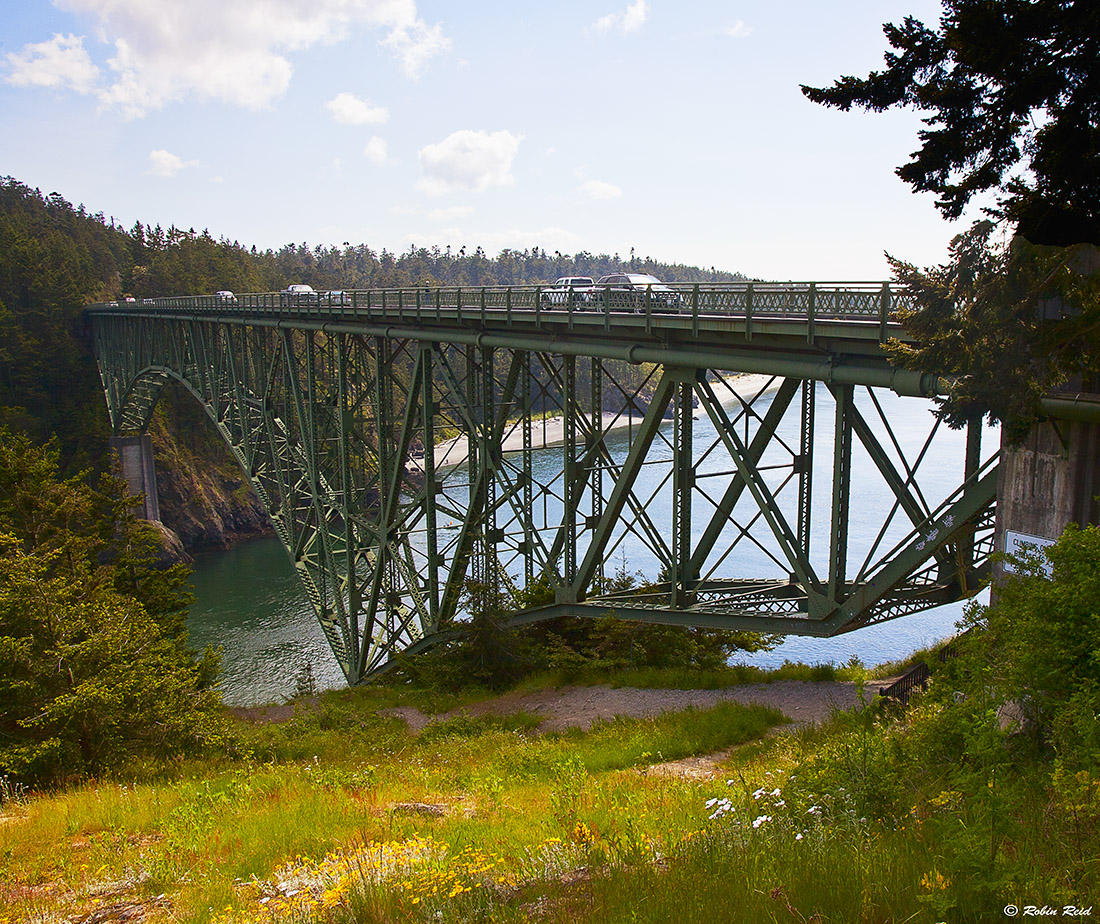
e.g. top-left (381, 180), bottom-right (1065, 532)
top-left (994, 413), bottom-right (1100, 578)
top-left (110, 434), bottom-right (161, 522)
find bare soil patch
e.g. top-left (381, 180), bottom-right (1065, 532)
top-left (379, 680), bottom-right (891, 735)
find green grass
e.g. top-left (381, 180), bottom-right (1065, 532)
top-left (509, 659), bottom-right (871, 693)
top-left (3, 660), bottom-right (1096, 924)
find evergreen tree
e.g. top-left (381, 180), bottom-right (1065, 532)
top-left (802, 1), bottom-right (1100, 432)
top-left (802, 1), bottom-right (1100, 247)
top-left (0, 428), bottom-right (225, 785)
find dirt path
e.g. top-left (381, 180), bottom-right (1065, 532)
top-left (379, 679), bottom-right (889, 735)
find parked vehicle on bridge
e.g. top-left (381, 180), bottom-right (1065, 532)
top-left (589, 273), bottom-right (684, 311)
top-left (214, 290), bottom-right (237, 304)
top-left (540, 276), bottom-right (595, 308)
top-left (280, 283), bottom-right (318, 306)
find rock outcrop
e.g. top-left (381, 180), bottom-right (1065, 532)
top-left (148, 391), bottom-right (272, 552)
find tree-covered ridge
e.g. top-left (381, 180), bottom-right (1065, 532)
top-left (0, 175), bottom-right (746, 471)
top-left (264, 242), bottom-right (746, 293)
top-left (0, 178), bottom-right (278, 469)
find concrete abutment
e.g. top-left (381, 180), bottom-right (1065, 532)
top-left (994, 412), bottom-right (1100, 580)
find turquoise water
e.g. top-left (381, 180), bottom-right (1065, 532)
top-left (187, 384), bottom-right (994, 706)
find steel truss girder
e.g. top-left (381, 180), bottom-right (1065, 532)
top-left (89, 311), bottom-right (998, 683)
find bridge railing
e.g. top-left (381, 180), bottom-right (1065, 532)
top-left (87, 281), bottom-right (914, 327)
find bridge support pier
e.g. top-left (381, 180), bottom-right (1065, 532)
top-left (994, 411), bottom-right (1100, 579)
top-left (110, 434), bottom-right (161, 522)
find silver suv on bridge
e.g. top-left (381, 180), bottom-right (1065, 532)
top-left (589, 273), bottom-right (683, 311)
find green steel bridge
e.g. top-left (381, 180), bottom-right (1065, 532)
top-left (86, 282), bottom-right (998, 684)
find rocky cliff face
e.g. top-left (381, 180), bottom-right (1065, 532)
top-left (148, 389), bottom-right (272, 552)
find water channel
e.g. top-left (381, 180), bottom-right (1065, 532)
top-left (187, 382), bottom-right (996, 706)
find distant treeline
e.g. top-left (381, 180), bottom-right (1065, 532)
top-left (0, 176), bottom-right (746, 468)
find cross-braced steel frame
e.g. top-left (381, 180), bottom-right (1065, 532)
top-left (87, 284), bottom-right (998, 683)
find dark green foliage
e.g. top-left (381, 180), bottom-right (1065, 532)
top-left (388, 579), bottom-right (534, 692)
top-left (262, 241), bottom-right (745, 290)
top-left (516, 566), bottom-right (779, 681)
top-left (0, 428), bottom-right (226, 786)
top-left (389, 566), bottom-right (780, 692)
top-left (885, 222), bottom-right (1100, 436)
top-left (0, 178), bottom-right (274, 472)
top-left (802, 1), bottom-right (1100, 247)
top-left (783, 524), bottom-right (1100, 913)
top-left (803, 4), bottom-right (1100, 432)
top-left (963, 524), bottom-right (1100, 767)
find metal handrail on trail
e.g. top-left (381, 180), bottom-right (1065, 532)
top-left (878, 630), bottom-right (970, 704)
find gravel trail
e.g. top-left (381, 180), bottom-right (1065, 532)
top-left (380, 680), bottom-right (891, 735)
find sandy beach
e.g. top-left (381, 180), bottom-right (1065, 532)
top-left (432, 372), bottom-right (778, 471)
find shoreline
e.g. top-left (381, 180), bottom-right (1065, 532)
top-left (431, 372), bottom-right (779, 471)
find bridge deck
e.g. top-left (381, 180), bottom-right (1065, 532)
top-left (88, 283), bottom-right (945, 397)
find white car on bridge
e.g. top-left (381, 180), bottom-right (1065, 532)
top-left (540, 276), bottom-right (595, 308)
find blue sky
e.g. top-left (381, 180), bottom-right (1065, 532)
top-left (1, 0), bottom-right (968, 281)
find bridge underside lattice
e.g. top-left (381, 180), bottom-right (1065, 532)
top-left (88, 288), bottom-right (997, 683)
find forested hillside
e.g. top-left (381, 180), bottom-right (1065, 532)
top-left (0, 176), bottom-right (746, 550)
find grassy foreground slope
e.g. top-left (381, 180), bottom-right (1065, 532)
top-left (3, 607), bottom-right (1099, 924)
top-left (3, 523), bottom-right (1100, 924)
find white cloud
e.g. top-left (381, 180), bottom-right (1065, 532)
top-left (417, 129), bottom-right (523, 196)
top-left (364, 136), bottom-right (388, 164)
top-left (577, 179), bottom-right (622, 200)
top-left (147, 149), bottom-right (199, 177)
top-left (427, 206), bottom-right (474, 222)
top-left (21, 0), bottom-right (449, 118)
top-left (325, 92), bottom-right (388, 125)
top-left (724, 20), bottom-right (753, 38)
top-left (4, 33), bottom-right (100, 93)
top-left (590, 0), bottom-right (648, 35)
top-left (381, 19), bottom-right (451, 78)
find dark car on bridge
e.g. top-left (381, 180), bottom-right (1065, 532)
top-left (589, 273), bottom-right (683, 311)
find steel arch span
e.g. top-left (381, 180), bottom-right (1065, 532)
top-left (87, 285), bottom-right (997, 683)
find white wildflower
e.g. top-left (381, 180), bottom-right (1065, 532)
top-left (752, 814), bottom-right (771, 828)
